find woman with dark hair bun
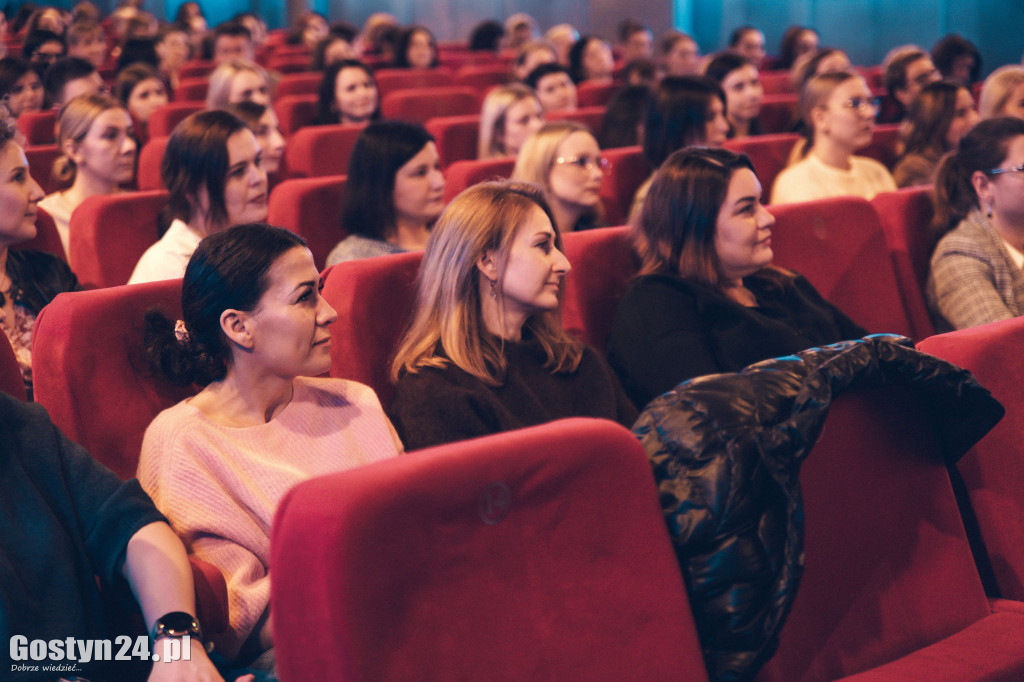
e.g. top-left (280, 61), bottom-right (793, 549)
top-left (140, 222), bottom-right (401, 670)
top-left (129, 109), bottom-right (268, 284)
top-left (927, 116), bottom-right (1024, 330)
top-left (608, 147), bottom-right (864, 408)
top-left (326, 120), bottom-right (444, 264)
top-left (893, 80), bottom-right (978, 187)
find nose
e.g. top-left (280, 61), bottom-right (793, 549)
top-left (757, 204), bottom-right (775, 228)
top-left (28, 175), bottom-right (43, 202)
top-left (553, 246), bottom-right (571, 274)
top-left (250, 163), bottom-right (267, 187)
top-left (123, 135), bottom-right (137, 155)
top-left (431, 167), bottom-right (446, 190)
top-left (317, 294), bottom-right (338, 326)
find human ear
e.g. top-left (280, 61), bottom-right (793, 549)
top-left (63, 138), bottom-right (83, 166)
top-left (971, 170), bottom-right (993, 206)
top-left (476, 250), bottom-right (498, 282)
top-left (220, 308), bottom-right (255, 350)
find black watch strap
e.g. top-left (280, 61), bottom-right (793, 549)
top-left (151, 611), bottom-right (203, 643)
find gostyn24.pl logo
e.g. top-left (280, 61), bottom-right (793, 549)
top-left (10, 635), bottom-right (192, 672)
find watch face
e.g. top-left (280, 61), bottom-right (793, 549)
top-left (158, 612), bottom-right (198, 636)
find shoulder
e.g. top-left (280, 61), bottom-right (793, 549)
top-left (933, 215), bottom-right (999, 259)
top-left (771, 157), bottom-right (815, 201)
top-left (8, 247), bottom-right (69, 275)
top-left (128, 223), bottom-right (199, 284)
top-left (326, 235), bottom-right (403, 265)
top-left (851, 155), bottom-right (895, 178)
top-left (294, 375), bottom-right (386, 411)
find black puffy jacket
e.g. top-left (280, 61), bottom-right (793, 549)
top-left (634, 335), bottom-right (1004, 681)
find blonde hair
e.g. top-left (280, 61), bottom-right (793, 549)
top-left (205, 58), bottom-right (271, 109)
top-left (511, 119), bottom-right (589, 188)
top-left (391, 180), bottom-right (583, 386)
top-left (796, 69), bottom-right (860, 158)
top-left (478, 83), bottom-right (540, 158)
top-left (979, 65), bottom-right (1024, 120)
top-left (53, 93), bottom-right (125, 185)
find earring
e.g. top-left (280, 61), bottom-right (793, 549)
top-left (987, 203), bottom-right (993, 219)
top-left (489, 278), bottom-right (497, 299)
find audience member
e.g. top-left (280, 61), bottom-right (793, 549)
top-left (140, 222), bottom-right (401, 666)
top-left (705, 52), bottom-right (763, 138)
top-left (310, 32), bottom-right (355, 71)
top-left (41, 94), bottom-right (136, 255)
top-left (44, 56), bottom-right (101, 108)
top-left (354, 12), bottom-right (398, 58)
top-left (544, 24), bottom-right (578, 66)
top-left (893, 80), bottom-right (978, 187)
top-left (210, 21), bottom-right (253, 64)
top-left (326, 120), bottom-right (444, 264)
top-left (931, 34), bottom-right (981, 87)
top-left (882, 45), bottom-right (940, 122)
top-left (504, 13), bottom-right (538, 50)
top-left (927, 116), bottom-right (1024, 330)
top-left (393, 25), bottom-right (438, 69)
top-left (729, 25), bottom-right (766, 68)
top-left (567, 35), bottom-right (614, 84)
top-left (233, 12), bottom-right (267, 51)
top-left (979, 65), bottom-right (1024, 120)
top-left (23, 29), bottom-right (67, 69)
top-left (155, 23), bottom-right (190, 93)
top-left (228, 100), bottom-right (285, 176)
top-left (478, 83), bottom-right (544, 159)
top-left (287, 11), bottom-right (328, 50)
top-left (621, 58), bottom-right (657, 88)
top-left (525, 63), bottom-right (577, 112)
top-left (608, 147), bottom-right (865, 408)
top-left (115, 61), bottom-right (167, 143)
top-left (65, 19), bottom-right (106, 66)
top-left (0, 109), bottom-right (78, 398)
top-left (772, 71), bottom-right (896, 203)
top-left (789, 47), bottom-right (851, 95)
top-left (313, 59), bottom-right (379, 126)
top-left (206, 59), bottom-right (271, 109)
top-left (618, 20), bottom-right (654, 63)
top-left (661, 30), bottom-right (700, 77)
top-left (468, 20), bottom-right (503, 52)
top-left (0, 57), bottom-right (45, 118)
top-left (512, 40), bottom-right (556, 82)
top-left (129, 110), bottom-right (267, 284)
top-left (512, 120), bottom-right (605, 233)
top-left (389, 180), bottom-right (636, 450)
top-left (24, 6), bottom-right (66, 37)
top-left (778, 25), bottom-right (819, 70)
top-left (598, 84), bottom-right (652, 149)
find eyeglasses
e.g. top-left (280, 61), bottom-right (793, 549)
top-left (841, 97), bottom-right (881, 113)
top-left (986, 164), bottom-right (1024, 176)
top-left (554, 155), bottom-right (609, 172)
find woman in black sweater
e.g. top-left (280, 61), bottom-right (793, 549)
top-left (607, 147), bottom-right (865, 409)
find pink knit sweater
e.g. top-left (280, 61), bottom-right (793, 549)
top-left (137, 376), bottom-right (402, 660)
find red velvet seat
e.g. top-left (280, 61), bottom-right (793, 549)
top-left (320, 251), bottom-right (422, 409)
top-left (178, 60), bottom-right (215, 79)
top-left (31, 280), bottom-right (228, 635)
top-left (272, 417), bottom-right (708, 682)
top-left (577, 80), bottom-right (617, 107)
top-left (136, 135), bottom-right (169, 190)
top-left (381, 86), bottom-right (481, 124)
top-left (0, 331), bottom-right (25, 400)
top-left (373, 67), bottom-right (454, 98)
top-left (24, 144), bottom-right (66, 195)
top-left (266, 54), bottom-right (312, 74)
top-left (724, 133), bottom-right (799, 203)
top-left (275, 71), bottom-right (322, 97)
top-left (17, 109), bottom-right (57, 145)
top-left (173, 76), bottom-right (208, 102)
top-left (860, 122), bottom-right (902, 170)
top-left (599, 145), bottom-right (650, 226)
top-left (274, 94), bottom-right (318, 135)
top-left (266, 175), bottom-right (346, 271)
top-left (442, 157), bottom-right (515, 203)
top-left (148, 102), bottom-right (204, 138)
top-left (917, 317), bottom-right (1024, 603)
top-left (769, 195), bottom-right (916, 338)
top-left (15, 207), bottom-right (67, 262)
top-left (758, 94), bottom-right (799, 134)
top-left (68, 190), bottom-right (168, 288)
top-left (871, 186), bottom-right (936, 339)
top-left (425, 114), bottom-right (480, 168)
top-left (755, 383), bottom-right (1024, 680)
top-left (547, 105), bottom-right (605, 133)
top-left (561, 226), bottom-right (634, 351)
top-left (284, 124), bottom-right (362, 179)
top-left (453, 62), bottom-right (512, 93)
top-left (759, 70), bottom-right (793, 94)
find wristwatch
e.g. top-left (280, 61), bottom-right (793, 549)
top-left (151, 612), bottom-right (203, 643)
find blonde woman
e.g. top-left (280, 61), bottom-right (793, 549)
top-left (205, 58), bottom-right (272, 109)
top-left (771, 71), bottom-right (896, 203)
top-left (978, 65), bottom-right (1024, 120)
top-left (511, 120), bottom-right (606, 232)
top-left (389, 180), bottom-right (635, 450)
top-left (40, 94), bottom-right (136, 258)
top-left (478, 83), bottom-right (544, 159)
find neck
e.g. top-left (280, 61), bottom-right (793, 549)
top-left (194, 364), bottom-right (296, 427)
top-left (721, 277), bottom-right (757, 306)
top-left (811, 138), bottom-right (853, 171)
top-left (548, 198), bottom-right (582, 234)
top-left (189, 210), bottom-right (220, 238)
top-left (729, 115), bottom-right (751, 138)
top-left (390, 218), bottom-right (431, 251)
top-left (479, 283), bottom-right (527, 342)
top-left (68, 171), bottom-right (118, 204)
top-left (989, 210), bottom-right (1024, 252)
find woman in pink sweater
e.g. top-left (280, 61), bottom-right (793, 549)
top-left (137, 223), bottom-right (402, 672)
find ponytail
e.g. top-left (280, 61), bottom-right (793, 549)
top-left (144, 309), bottom-right (227, 387)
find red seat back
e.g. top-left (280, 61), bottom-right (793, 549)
top-left (769, 195), bottom-right (915, 337)
top-left (547, 105), bottom-right (605, 133)
top-left (266, 54), bottom-right (312, 74)
top-left (68, 190), bottom-right (169, 289)
top-left (148, 102), bottom-right (204, 138)
top-left (577, 80), bottom-right (617, 107)
top-left (917, 317), bottom-right (1024, 602)
top-left (759, 70), bottom-right (793, 94)
top-left (561, 226), bottom-right (635, 351)
top-left (758, 94), bottom-right (799, 134)
top-left (266, 175), bottom-right (346, 271)
top-left (274, 94), bottom-right (318, 135)
top-left (275, 71), bottom-right (322, 97)
top-left (137, 136), bottom-right (169, 190)
top-left (272, 417), bottom-right (708, 682)
top-left (15, 207), bottom-right (67, 262)
top-left (724, 133), bottom-right (799, 204)
top-left (32, 280), bottom-right (195, 479)
top-left (284, 124), bottom-right (362, 179)
top-left (599, 145), bottom-right (650, 226)
top-left (443, 157), bottom-right (515, 203)
top-left (321, 252), bottom-right (422, 409)
top-left (173, 76), bottom-right (209, 102)
top-left (0, 331), bottom-right (25, 401)
top-left (453, 62), bottom-right (512, 93)
top-left (373, 67), bottom-right (454, 98)
top-left (381, 86), bottom-right (481, 124)
top-left (24, 144), bottom-right (66, 195)
top-left (871, 186), bottom-right (936, 339)
top-left (17, 109), bottom-right (57, 145)
top-left (178, 60), bottom-right (215, 79)
top-left (424, 114), bottom-right (480, 168)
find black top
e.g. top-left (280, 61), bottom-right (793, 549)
top-left (0, 393), bottom-right (165, 680)
top-left (607, 271), bottom-right (867, 409)
top-left (389, 336), bottom-right (638, 451)
top-left (7, 248), bottom-right (81, 314)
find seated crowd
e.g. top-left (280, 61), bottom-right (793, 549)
top-left (3, 4), bottom-right (1022, 680)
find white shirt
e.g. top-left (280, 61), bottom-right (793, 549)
top-left (127, 219), bottom-right (202, 285)
top-left (771, 153), bottom-right (897, 205)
